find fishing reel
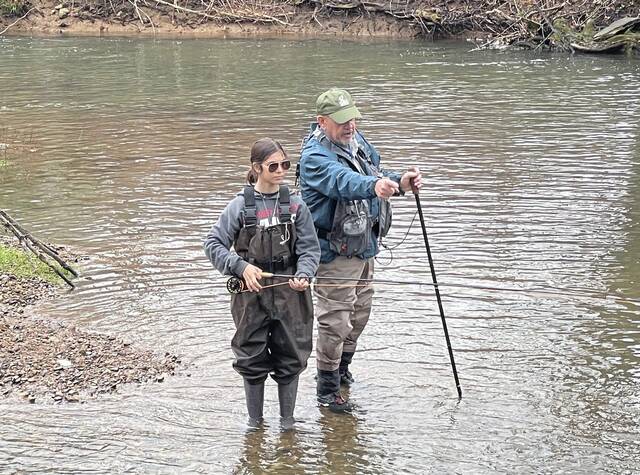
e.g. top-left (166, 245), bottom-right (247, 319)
top-left (226, 276), bottom-right (246, 294)
top-left (226, 272), bottom-right (280, 294)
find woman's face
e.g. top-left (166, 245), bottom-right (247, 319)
top-left (255, 150), bottom-right (291, 187)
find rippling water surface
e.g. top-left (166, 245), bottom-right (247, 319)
top-left (1, 36), bottom-right (639, 473)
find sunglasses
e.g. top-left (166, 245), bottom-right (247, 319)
top-left (265, 160), bottom-right (291, 173)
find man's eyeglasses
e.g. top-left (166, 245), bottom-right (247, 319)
top-left (265, 160), bottom-right (291, 173)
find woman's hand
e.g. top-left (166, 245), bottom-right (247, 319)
top-left (288, 277), bottom-right (309, 291)
top-left (242, 264), bottom-right (263, 292)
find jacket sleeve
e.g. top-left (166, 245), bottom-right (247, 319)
top-left (203, 196), bottom-right (248, 278)
top-left (292, 199), bottom-right (321, 279)
top-left (382, 167), bottom-right (402, 184)
top-left (301, 148), bottom-right (379, 201)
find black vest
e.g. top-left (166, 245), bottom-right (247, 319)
top-left (233, 185), bottom-right (297, 273)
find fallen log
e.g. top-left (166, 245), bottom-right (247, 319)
top-left (593, 16), bottom-right (640, 41)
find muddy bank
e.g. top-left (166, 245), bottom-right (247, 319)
top-left (2, 0), bottom-right (636, 48)
top-left (1, 0), bottom-right (425, 38)
top-left (0, 238), bottom-right (180, 405)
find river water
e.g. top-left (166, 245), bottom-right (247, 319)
top-left (1, 36), bottom-right (639, 474)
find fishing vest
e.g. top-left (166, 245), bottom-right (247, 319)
top-left (234, 185), bottom-right (298, 273)
top-left (311, 129), bottom-right (393, 257)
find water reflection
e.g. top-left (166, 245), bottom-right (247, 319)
top-left (233, 409), bottom-right (374, 475)
top-left (234, 426), bottom-right (270, 474)
top-left (317, 409), bottom-right (373, 475)
top-left (234, 425), bottom-right (307, 474)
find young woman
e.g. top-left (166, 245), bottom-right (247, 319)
top-left (204, 138), bottom-right (320, 429)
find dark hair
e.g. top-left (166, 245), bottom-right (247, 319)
top-left (246, 138), bottom-right (288, 185)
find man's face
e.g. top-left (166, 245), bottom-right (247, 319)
top-left (318, 116), bottom-right (357, 146)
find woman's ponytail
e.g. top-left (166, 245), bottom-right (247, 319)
top-left (246, 168), bottom-right (258, 185)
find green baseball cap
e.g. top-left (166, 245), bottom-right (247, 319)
top-left (316, 88), bottom-right (362, 124)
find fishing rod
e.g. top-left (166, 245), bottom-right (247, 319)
top-left (224, 273), bottom-right (640, 307)
top-left (412, 180), bottom-right (462, 400)
top-left (224, 273), bottom-right (422, 294)
top-left (262, 272), bottom-right (423, 285)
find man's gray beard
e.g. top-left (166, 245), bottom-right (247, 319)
top-left (326, 133), bottom-right (351, 148)
top-left (335, 136), bottom-right (357, 148)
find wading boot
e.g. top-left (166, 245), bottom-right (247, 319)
top-left (243, 379), bottom-right (265, 429)
top-left (339, 351), bottom-right (355, 386)
top-left (317, 369), bottom-right (353, 413)
top-left (278, 376), bottom-right (299, 431)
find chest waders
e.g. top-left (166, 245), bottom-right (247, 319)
top-left (304, 132), bottom-right (389, 413)
top-left (230, 185), bottom-right (313, 389)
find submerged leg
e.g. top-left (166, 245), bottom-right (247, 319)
top-left (339, 351), bottom-right (355, 386)
top-left (243, 379), bottom-right (265, 428)
top-left (278, 376), bottom-right (299, 430)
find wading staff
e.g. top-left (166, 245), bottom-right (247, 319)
top-left (411, 180), bottom-right (462, 400)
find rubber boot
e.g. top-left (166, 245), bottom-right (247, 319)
top-left (243, 379), bottom-right (265, 429)
top-left (339, 351), bottom-right (355, 386)
top-left (278, 376), bottom-right (299, 431)
top-left (317, 369), bottom-right (352, 413)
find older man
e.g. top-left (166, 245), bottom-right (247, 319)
top-left (298, 88), bottom-right (422, 412)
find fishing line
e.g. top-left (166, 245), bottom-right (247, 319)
top-left (227, 274), bottom-right (387, 294)
top-left (376, 209), bottom-right (419, 266)
top-left (224, 273), bottom-right (639, 306)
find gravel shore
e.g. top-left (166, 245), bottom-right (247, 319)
top-left (1, 248), bottom-right (180, 404)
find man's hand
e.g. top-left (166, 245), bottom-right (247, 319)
top-left (288, 277), bottom-right (309, 291)
top-left (374, 177), bottom-right (399, 199)
top-left (241, 264), bottom-right (263, 292)
top-left (400, 166), bottom-right (422, 193)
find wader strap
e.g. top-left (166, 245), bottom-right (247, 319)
top-left (243, 185), bottom-right (257, 226)
top-left (279, 185), bottom-right (291, 223)
top-left (356, 146), bottom-right (377, 173)
top-left (316, 228), bottom-right (329, 240)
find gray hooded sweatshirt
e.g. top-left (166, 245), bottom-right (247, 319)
top-left (204, 188), bottom-right (320, 279)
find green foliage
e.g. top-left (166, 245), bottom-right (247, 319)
top-left (0, 243), bottom-right (63, 284)
top-left (0, 0), bottom-right (28, 17)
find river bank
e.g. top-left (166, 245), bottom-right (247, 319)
top-left (1, 0), bottom-right (638, 54)
top-left (0, 0), bottom-right (426, 38)
top-left (0, 236), bottom-right (180, 404)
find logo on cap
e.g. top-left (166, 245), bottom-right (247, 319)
top-left (316, 88), bottom-right (362, 124)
